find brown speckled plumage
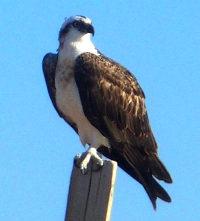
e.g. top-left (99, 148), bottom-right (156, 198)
top-left (74, 52), bottom-right (172, 209)
top-left (42, 51), bottom-right (172, 209)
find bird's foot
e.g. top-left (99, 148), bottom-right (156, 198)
top-left (74, 147), bottom-right (103, 174)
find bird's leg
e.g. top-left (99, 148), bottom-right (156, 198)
top-left (74, 147), bottom-right (103, 174)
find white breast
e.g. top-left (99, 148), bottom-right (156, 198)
top-left (55, 35), bottom-right (109, 149)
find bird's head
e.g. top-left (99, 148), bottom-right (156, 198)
top-left (58, 15), bottom-right (94, 43)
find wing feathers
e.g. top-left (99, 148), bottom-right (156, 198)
top-left (42, 53), bottom-right (78, 133)
top-left (74, 52), bottom-right (172, 208)
top-left (148, 154), bottom-right (173, 183)
top-left (74, 52), bottom-right (159, 151)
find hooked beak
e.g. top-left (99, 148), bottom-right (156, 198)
top-left (79, 24), bottom-right (95, 36)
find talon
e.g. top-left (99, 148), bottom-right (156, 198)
top-left (73, 152), bottom-right (91, 174)
top-left (74, 153), bottom-right (83, 168)
top-left (92, 159), bottom-right (103, 171)
top-left (81, 168), bottom-right (89, 175)
top-left (73, 147), bottom-right (104, 172)
top-left (91, 154), bottom-right (103, 165)
top-left (75, 153), bottom-right (82, 160)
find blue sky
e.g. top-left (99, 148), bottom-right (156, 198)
top-left (1, 1), bottom-right (200, 220)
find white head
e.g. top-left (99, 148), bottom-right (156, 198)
top-left (58, 15), bottom-right (94, 43)
top-left (58, 15), bottom-right (98, 59)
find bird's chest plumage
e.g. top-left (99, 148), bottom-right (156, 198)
top-left (54, 42), bottom-right (109, 149)
top-left (55, 61), bottom-right (109, 148)
top-left (55, 66), bottom-right (82, 123)
top-left (54, 44), bottom-right (83, 121)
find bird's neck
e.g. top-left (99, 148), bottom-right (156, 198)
top-left (58, 34), bottom-right (98, 62)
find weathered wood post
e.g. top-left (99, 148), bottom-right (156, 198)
top-left (65, 160), bottom-right (117, 221)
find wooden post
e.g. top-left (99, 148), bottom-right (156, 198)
top-left (65, 160), bottom-right (117, 221)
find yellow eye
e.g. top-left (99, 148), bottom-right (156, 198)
top-left (73, 21), bottom-right (80, 27)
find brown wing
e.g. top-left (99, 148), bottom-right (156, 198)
top-left (42, 53), bottom-right (78, 133)
top-left (74, 52), bottom-right (172, 209)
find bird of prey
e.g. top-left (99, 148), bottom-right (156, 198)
top-left (42, 15), bottom-right (172, 209)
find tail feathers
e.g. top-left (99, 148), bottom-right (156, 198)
top-left (122, 150), bottom-right (172, 209)
top-left (148, 153), bottom-right (173, 183)
top-left (133, 167), bottom-right (157, 209)
top-left (153, 179), bottom-right (171, 202)
top-left (120, 153), bottom-right (172, 210)
top-left (97, 146), bottom-right (172, 209)
top-left (120, 158), bottom-right (171, 210)
top-left (138, 172), bottom-right (171, 210)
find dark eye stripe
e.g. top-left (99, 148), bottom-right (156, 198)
top-left (59, 23), bottom-right (71, 39)
top-left (73, 21), bottom-right (80, 27)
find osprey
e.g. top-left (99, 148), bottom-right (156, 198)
top-left (42, 15), bottom-right (172, 209)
